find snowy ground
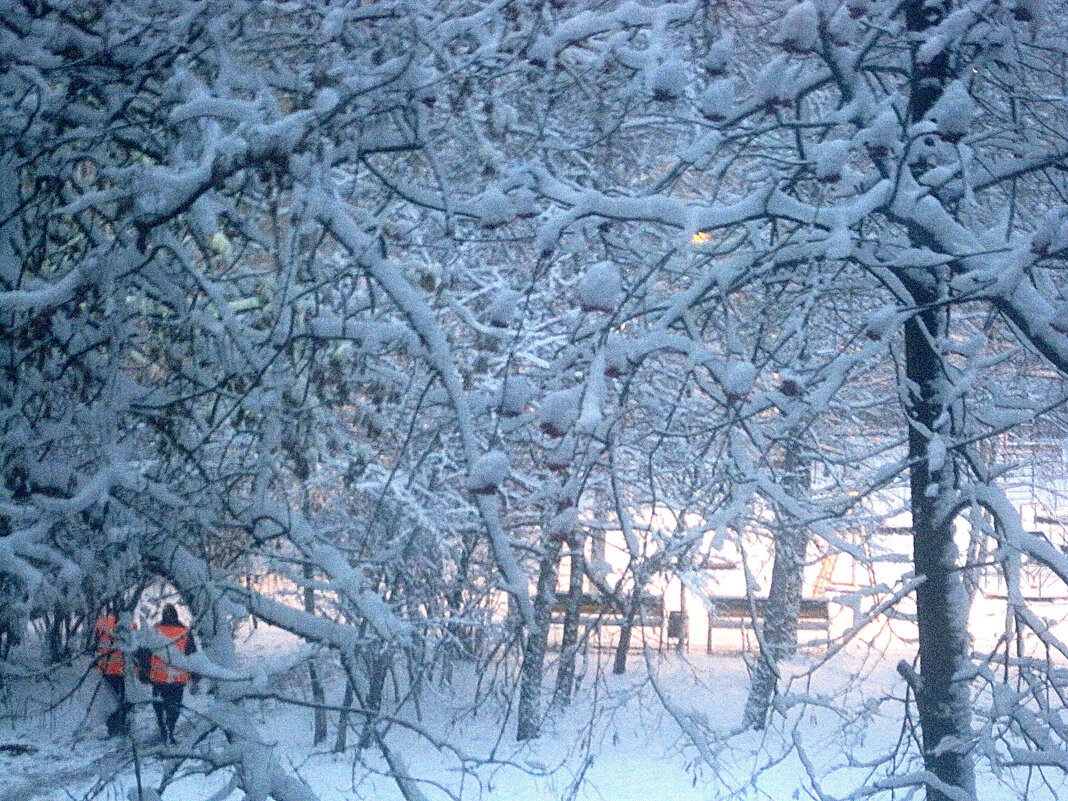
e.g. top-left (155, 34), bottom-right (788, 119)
top-left (1, 622), bottom-right (1065, 801)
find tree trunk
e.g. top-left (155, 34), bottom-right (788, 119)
top-left (903, 298), bottom-right (976, 800)
top-left (744, 444), bottom-right (810, 728)
top-left (516, 538), bottom-right (562, 741)
top-left (46, 612), bottom-right (70, 665)
top-left (446, 531), bottom-right (478, 661)
top-left (359, 653), bottom-right (387, 749)
top-left (553, 532), bottom-right (586, 707)
top-left (303, 563), bottom-right (328, 746)
top-left (675, 580), bottom-right (687, 653)
top-left (900, 3), bottom-right (976, 796)
top-left (612, 579), bottom-right (642, 675)
top-left (333, 676), bottom-right (355, 753)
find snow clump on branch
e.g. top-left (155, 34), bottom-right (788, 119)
top-left (647, 57), bottom-right (689, 102)
top-left (718, 360), bottom-right (757, 401)
top-left (577, 261), bottom-right (623, 313)
top-left (468, 450), bottom-right (510, 495)
top-left (499, 374), bottom-right (535, 417)
top-left (926, 80), bottom-right (977, 144)
top-left (538, 387), bottom-right (582, 437)
top-left (775, 1), bottom-right (820, 54)
top-left (698, 78), bottom-right (735, 123)
top-left (484, 288), bottom-right (524, 329)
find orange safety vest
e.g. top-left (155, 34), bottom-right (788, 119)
top-left (149, 624), bottom-right (191, 684)
top-left (95, 615), bottom-right (125, 676)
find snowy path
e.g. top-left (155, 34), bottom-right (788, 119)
top-left (2, 634), bottom-right (1067, 800)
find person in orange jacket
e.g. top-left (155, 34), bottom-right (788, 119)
top-left (149, 604), bottom-right (197, 744)
top-left (94, 611), bottom-right (137, 737)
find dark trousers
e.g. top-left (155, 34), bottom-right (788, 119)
top-left (101, 673), bottom-right (130, 736)
top-left (152, 682), bottom-right (185, 742)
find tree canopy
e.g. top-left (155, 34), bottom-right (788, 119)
top-left (3, 1), bottom-right (1068, 799)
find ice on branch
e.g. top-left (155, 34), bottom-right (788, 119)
top-left (825, 228), bottom-right (853, 260)
top-left (928, 434), bottom-right (947, 472)
top-left (827, 3), bottom-right (861, 46)
top-left (547, 506), bottom-right (579, 540)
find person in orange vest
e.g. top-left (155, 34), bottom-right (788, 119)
top-left (149, 604), bottom-right (197, 744)
top-left (94, 611), bottom-right (137, 736)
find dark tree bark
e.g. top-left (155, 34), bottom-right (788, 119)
top-left (612, 576), bottom-right (645, 675)
top-left (902, 290), bottom-right (976, 800)
top-left (899, 3), bottom-right (977, 797)
top-left (303, 562), bottom-right (328, 746)
top-left (516, 538), bottom-right (562, 741)
top-left (359, 653), bottom-right (388, 750)
top-left (744, 443), bottom-right (810, 728)
top-left (333, 676), bottom-right (355, 754)
top-left (553, 531), bottom-right (586, 706)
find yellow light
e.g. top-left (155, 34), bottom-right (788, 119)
top-left (692, 231), bottom-right (711, 244)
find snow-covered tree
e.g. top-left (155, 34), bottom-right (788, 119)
top-left (492, 0), bottom-right (1068, 798)
top-left (5, 1), bottom-right (1068, 799)
top-left (0, 1), bottom-right (538, 796)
